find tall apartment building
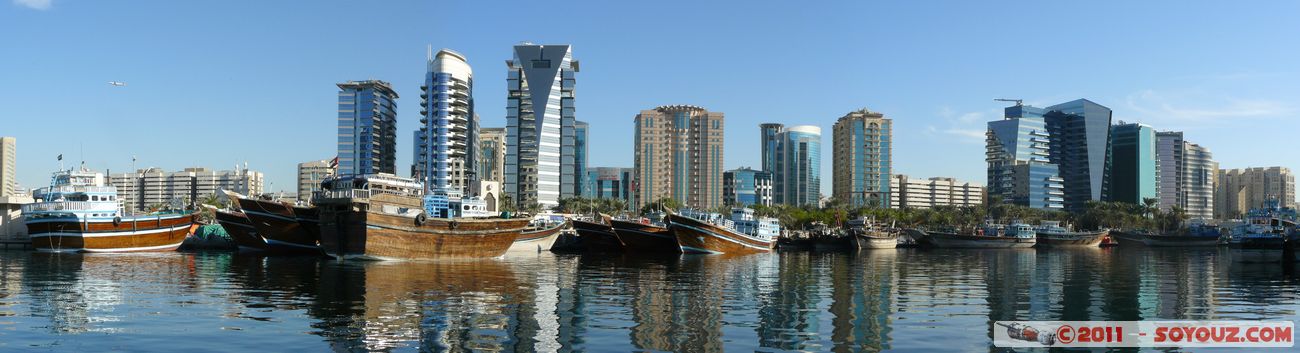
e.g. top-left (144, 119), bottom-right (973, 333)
top-left (1043, 99), bottom-right (1112, 212)
top-left (297, 159), bottom-right (335, 203)
top-left (759, 124), bottom-right (821, 206)
top-left (632, 105), bottom-right (725, 209)
top-left (1216, 167), bottom-right (1294, 219)
top-left (412, 48), bottom-right (476, 195)
top-left (110, 166), bottom-right (264, 214)
top-left (889, 175), bottom-right (984, 209)
top-left (505, 43), bottom-right (578, 209)
top-left (0, 137), bottom-right (14, 197)
top-left (723, 167), bottom-right (773, 207)
top-left (1106, 122), bottom-right (1157, 204)
top-left (336, 80), bottom-right (398, 177)
top-left (1156, 131), bottom-right (1217, 220)
top-left (477, 127), bottom-right (506, 185)
top-left (583, 167), bottom-right (633, 207)
top-left (832, 108), bottom-right (892, 207)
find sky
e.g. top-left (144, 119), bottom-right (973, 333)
top-left (3, 0), bottom-right (1298, 195)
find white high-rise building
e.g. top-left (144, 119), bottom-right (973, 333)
top-left (1155, 131), bottom-right (1217, 220)
top-left (0, 137), bottom-right (14, 198)
top-left (298, 159), bottom-right (335, 203)
top-left (889, 175), bottom-right (984, 209)
top-left (413, 48), bottom-right (476, 196)
top-left (505, 43), bottom-right (578, 209)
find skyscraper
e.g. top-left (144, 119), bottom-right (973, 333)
top-left (760, 125), bottom-right (821, 206)
top-left (723, 167), bottom-right (773, 207)
top-left (1106, 122), bottom-right (1157, 204)
top-left (1156, 131), bottom-right (1217, 220)
top-left (336, 80), bottom-right (398, 177)
top-left (1043, 99), bottom-right (1113, 212)
top-left (0, 137), bottom-right (14, 197)
top-left (477, 127), bottom-right (506, 185)
top-left (832, 109), bottom-right (892, 207)
top-left (985, 104), bottom-right (1064, 210)
top-left (412, 48), bottom-right (476, 195)
top-left (1216, 167), bottom-right (1296, 219)
top-left (505, 43), bottom-right (578, 209)
top-left (569, 120), bottom-right (589, 198)
top-left (633, 105), bottom-right (725, 209)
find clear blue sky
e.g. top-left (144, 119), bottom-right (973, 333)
top-left (4, 0), bottom-right (1298, 195)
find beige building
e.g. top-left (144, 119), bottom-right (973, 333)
top-left (478, 127), bottom-right (506, 185)
top-left (889, 175), bottom-right (984, 209)
top-left (110, 166), bottom-right (264, 214)
top-left (832, 109), bottom-right (893, 207)
top-left (633, 105), bottom-right (725, 209)
top-left (0, 137), bottom-right (14, 197)
top-left (1215, 167), bottom-right (1296, 219)
top-left (298, 159), bottom-right (336, 203)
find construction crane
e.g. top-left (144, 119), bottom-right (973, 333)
top-left (994, 98), bottom-right (1022, 106)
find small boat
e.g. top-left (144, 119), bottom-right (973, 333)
top-left (1224, 202), bottom-right (1295, 263)
top-left (24, 168), bottom-right (195, 252)
top-left (507, 215), bottom-right (567, 254)
top-left (1034, 221), bottom-right (1107, 247)
top-left (227, 190), bottom-right (320, 254)
top-left (1111, 223), bottom-right (1221, 247)
top-left (1099, 234), bottom-right (1119, 247)
top-left (916, 221), bottom-right (1036, 249)
top-left (848, 217), bottom-right (898, 249)
top-left (668, 208), bottom-right (779, 255)
top-left (208, 206), bottom-right (269, 252)
top-left (316, 174), bottom-right (529, 260)
top-left (775, 232), bottom-right (814, 251)
top-left (610, 217), bottom-right (680, 253)
top-left (572, 215), bottom-right (623, 252)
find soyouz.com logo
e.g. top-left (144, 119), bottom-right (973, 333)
top-left (994, 321), bottom-right (1294, 348)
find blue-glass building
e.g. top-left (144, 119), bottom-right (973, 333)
top-left (724, 167), bottom-right (773, 207)
top-left (412, 49), bottom-right (475, 195)
top-left (1106, 122), bottom-right (1157, 204)
top-left (572, 121), bottom-right (588, 197)
top-left (759, 124), bottom-right (821, 206)
top-left (986, 104), bottom-right (1064, 210)
top-left (760, 123), bottom-right (783, 176)
top-left (1044, 99), bottom-right (1113, 212)
top-left (584, 167), bottom-right (633, 209)
top-left (506, 43), bottom-right (578, 209)
top-left (336, 80), bottom-right (398, 177)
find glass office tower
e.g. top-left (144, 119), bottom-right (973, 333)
top-left (1106, 122), bottom-right (1157, 204)
top-left (1044, 99), bottom-right (1113, 212)
top-left (986, 104), bottom-right (1064, 210)
top-left (336, 80), bottom-right (398, 177)
top-left (505, 43), bottom-right (578, 209)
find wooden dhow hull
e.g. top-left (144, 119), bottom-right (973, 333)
top-left (667, 214), bottom-right (774, 254)
top-left (214, 209), bottom-right (269, 252)
top-left (1227, 237), bottom-right (1287, 263)
top-left (1111, 231), bottom-right (1219, 247)
top-left (918, 230), bottom-right (1036, 249)
top-left (26, 213), bottom-right (194, 252)
top-left (1035, 230), bottom-right (1108, 247)
top-left (317, 194), bottom-right (528, 260)
top-left (293, 205), bottom-right (322, 245)
top-left (234, 195), bottom-right (320, 253)
top-left (572, 219), bottom-right (624, 252)
top-left (506, 221), bottom-right (567, 254)
top-left (609, 219), bottom-right (680, 253)
top-left (854, 233), bottom-right (899, 249)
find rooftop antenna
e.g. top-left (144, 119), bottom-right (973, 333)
top-left (994, 98), bottom-right (1023, 106)
top-left (427, 44), bottom-right (432, 61)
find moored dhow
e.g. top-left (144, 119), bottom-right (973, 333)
top-left (207, 205), bottom-right (269, 252)
top-left (227, 190), bottom-right (320, 253)
top-left (916, 221), bottom-right (1037, 249)
top-left (315, 174), bottom-right (528, 260)
top-left (668, 208), bottom-right (779, 255)
top-left (507, 215), bottom-right (567, 254)
top-left (24, 168), bottom-right (195, 252)
top-left (1111, 222), bottom-right (1221, 247)
top-left (571, 214), bottom-right (624, 252)
top-left (610, 216), bottom-right (680, 253)
top-left (1034, 221), bottom-right (1107, 247)
top-left (1224, 202), bottom-right (1294, 263)
top-left (848, 217), bottom-right (898, 249)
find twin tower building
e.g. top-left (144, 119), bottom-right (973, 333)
top-left (335, 43), bottom-right (583, 210)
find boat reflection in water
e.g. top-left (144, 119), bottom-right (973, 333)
top-left (0, 248), bottom-right (1295, 351)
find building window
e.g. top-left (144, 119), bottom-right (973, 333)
top-left (532, 60), bottom-right (551, 69)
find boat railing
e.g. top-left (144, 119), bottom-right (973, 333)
top-left (21, 201), bottom-right (114, 213)
top-left (315, 189), bottom-right (371, 200)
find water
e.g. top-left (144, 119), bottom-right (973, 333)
top-left (0, 248), bottom-right (1295, 352)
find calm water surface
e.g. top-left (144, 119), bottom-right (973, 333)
top-left (0, 248), bottom-right (1296, 352)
